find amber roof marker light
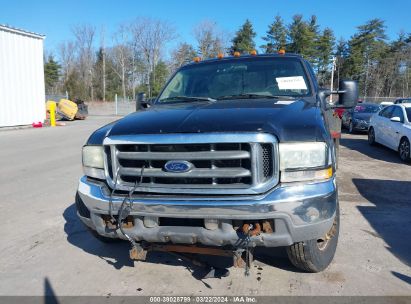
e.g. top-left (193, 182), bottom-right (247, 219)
top-left (217, 53), bottom-right (224, 59)
top-left (233, 51), bottom-right (241, 57)
top-left (278, 49), bottom-right (286, 55)
top-left (193, 56), bottom-right (202, 63)
top-left (249, 50), bottom-right (257, 56)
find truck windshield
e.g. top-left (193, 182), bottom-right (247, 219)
top-left (158, 57), bottom-right (311, 103)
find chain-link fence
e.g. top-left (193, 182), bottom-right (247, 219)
top-left (87, 97), bottom-right (136, 116)
top-left (45, 94), bottom-right (68, 102)
top-left (45, 94), bottom-right (137, 116)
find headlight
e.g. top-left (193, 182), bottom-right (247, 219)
top-left (279, 142), bottom-right (332, 182)
top-left (82, 145), bottom-right (105, 179)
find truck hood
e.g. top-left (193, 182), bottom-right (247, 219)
top-left (88, 99), bottom-right (328, 144)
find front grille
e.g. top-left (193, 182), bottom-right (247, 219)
top-left (104, 133), bottom-right (278, 195)
top-left (262, 144), bottom-right (273, 178)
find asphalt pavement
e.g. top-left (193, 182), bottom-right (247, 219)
top-left (0, 116), bottom-right (410, 296)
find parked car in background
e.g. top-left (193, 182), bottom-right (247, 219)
top-left (380, 101), bottom-right (394, 107)
top-left (342, 103), bottom-right (382, 133)
top-left (369, 104), bottom-right (411, 162)
top-left (394, 98), bottom-right (411, 104)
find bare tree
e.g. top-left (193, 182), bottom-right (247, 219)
top-left (193, 20), bottom-right (230, 59)
top-left (72, 24), bottom-right (96, 100)
top-left (100, 27), bottom-right (106, 102)
top-left (130, 17), bottom-right (176, 97)
top-left (111, 24), bottom-right (132, 101)
top-left (58, 41), bottom-right (76, 84)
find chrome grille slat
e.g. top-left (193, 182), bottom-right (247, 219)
top-left (116, 150), bottom-right (250, 160)
top-left (103, 133), bottom-right (279, 195)
top-left (132, 183), bottom-right (249, 189)
top-left (119, 167), bottom-right (251, 178)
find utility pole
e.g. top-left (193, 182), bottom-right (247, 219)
top-left (131, 42), bottom-right (136, 100)
top-left (364, 58), bottom-right (370, 99)
top-left (330, 56), bottom-right (336, 102)
top-left (101, 27), bottom-right (106, 102)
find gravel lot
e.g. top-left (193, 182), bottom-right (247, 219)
top-left (0, 116), bottom-right (410, 296)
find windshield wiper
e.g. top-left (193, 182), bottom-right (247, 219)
top-left (216, 94), bottom-right (290, 100)
top-left (159, 96), bottom-right (216, 102)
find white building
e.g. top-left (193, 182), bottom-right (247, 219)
top-left (0, 25), bottom-right (46, 127)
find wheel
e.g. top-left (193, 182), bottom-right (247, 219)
top-left (76, 192), bottom-right (122, 243)
top-left (348, 121), bottom-right (354, 134)
top-left (368, 127), bottom-right (376, 145)
top-left (399, 138), bottom-right (411, 162)
top-left (286, 204), bottom-right (340, 272)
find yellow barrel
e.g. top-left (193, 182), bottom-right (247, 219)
top-left (46, 100), bottom-right (57, 127)
top-left (58, 99), bottom-right (78, 120)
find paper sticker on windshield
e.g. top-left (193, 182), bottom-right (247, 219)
top-left (276, 76), bottom-right (307, 90)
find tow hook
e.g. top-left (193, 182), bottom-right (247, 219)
top-left (242, 222), bottom-right (262, 236)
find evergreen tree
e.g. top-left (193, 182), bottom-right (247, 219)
top-left (93, 48), bottom-right (122, 101)
top-left (343, 19), bottom-right (388, 96)
top-left (151, 61), bottom-right (170, 96)
top-left (230, 19), bottom-right (256, 55)
top-left (44, 55), bottom-right (61, 94)
top-left (136, 61), bottom-right (170, 97)
top-left (336, 38), bottom-right (348, 58)
top-left (261, 15), bottom-right (287, 53)
top-left (307, 15), bottom-right (320, 62)
top-left (335, 38), bottom-right (348, 85)
top-left (287, 15), bottom-right (318, 63)
top-left (64, 69), bottom-right (87, 100)
top-left (316, 28), bottom-right (335, 84)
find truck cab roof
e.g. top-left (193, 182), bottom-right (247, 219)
top-left (184, 53), bottom-right (303, 67)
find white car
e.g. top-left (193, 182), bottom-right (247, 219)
top-left (368, 104), bottom-right (411, 162)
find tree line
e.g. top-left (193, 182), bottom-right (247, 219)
top-left (44, 15), bottom-right (411, 102)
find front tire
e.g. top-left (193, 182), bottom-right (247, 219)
top-left (368, 127), bottom-right (376, 145)
top-left (399, 138), bottom-right (411, 162)
top-left (286, 205), bottom-right (340, 272)
top-left (348, 121), bottom-right (354, 134)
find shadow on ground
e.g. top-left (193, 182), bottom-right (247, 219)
top-left (340, 136), bottom-right (405, 164)
top-left (353, 178), bottom-right (411, 270)
top-left (64, 203), bottom-right (134, 269)
top-left (63, 203), bottom-right (299, 281)
top-left (44, 278), bottom-right (59, 304)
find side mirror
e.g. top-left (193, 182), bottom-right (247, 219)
top-left (390, 116), bottom-right (401, 123)
top-left (337, 80), bottom-right (358, 108)
top-left (136, 92), bottom-right (150, 111)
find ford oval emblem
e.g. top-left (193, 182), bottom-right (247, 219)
top-left (164, 160), bottom-right (193, 173)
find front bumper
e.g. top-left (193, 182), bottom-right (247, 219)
top-left (353, 120), bottom-right (370, 131)
top-left (77, 176), bottom-right (338, 247)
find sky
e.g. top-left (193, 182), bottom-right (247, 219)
top-left (1, 0), bottom-right (410, 58)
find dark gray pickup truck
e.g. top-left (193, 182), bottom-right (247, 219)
top-left (76, 53), bottom-right (357, 273)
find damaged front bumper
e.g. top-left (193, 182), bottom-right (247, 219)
top-left (76, 176), bottom-right (338, 247)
